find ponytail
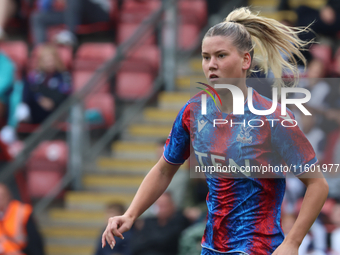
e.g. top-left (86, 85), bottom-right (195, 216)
top-left (204, 7), bottom-right (312, 88)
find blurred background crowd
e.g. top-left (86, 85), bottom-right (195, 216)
top-left (0, 0), bottom-right (340, 255)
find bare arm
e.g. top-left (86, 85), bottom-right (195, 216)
top-left (273, 169), bottom-right (329, 254)
top-left (102, 156), bottom-right (180, 248)
top-left (125, 156), bottom-right (180, 220)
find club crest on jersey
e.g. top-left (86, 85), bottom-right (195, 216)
top-left (236, 126), bottom-right (253, 144)
top-left (198, 119), bottom-right (208, 132)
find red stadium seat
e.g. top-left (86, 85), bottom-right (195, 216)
top-left (120, 0), bottom-right (161, 23)
top-left (178, 0), bottom-right (207, 28)
top-left (26, 140), bottom-right (68, 198)
top-left (16, 123), bottom-right (40, 134)
top-left (115, 45), bottom-right (159, 100)
top-left (0, 41), bottom-right (28, 79)
top-left (117, 23), bottom-right (156, 45)
top-left (85, 93), bottom-right (115, 128)
top-left (117, 0), bottom-right (160, 45)
top-left (126, 45), bottom-right (160, 72)
top-left (178, 23), bottom-right (200, 50)
top-left (74, 43), bottom-right (116, 71)
top-left (29, 44), bottom-right (73, 71)
top-left (116, 71), bottom-right (154, 100)
top-left (73, 71), bottom-right (110, 93)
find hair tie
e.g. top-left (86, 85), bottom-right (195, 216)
top-left (229, 20), bottom-right (236, 23)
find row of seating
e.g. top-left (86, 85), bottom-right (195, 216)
top-left (0, 41), bottom-right (161, 131)
top-left (43, 0), bottom-right (206, 50)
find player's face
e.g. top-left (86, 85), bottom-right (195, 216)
top-left (202, 36), bottom-right (250, 84)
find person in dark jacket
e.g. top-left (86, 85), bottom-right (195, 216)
top-left (130, 192), bottom-right (191, 255)
top-left (17, 44), bottom-right (71, 124)
top-left (94, 203), bottom-right (132, 255)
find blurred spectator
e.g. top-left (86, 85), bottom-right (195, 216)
top-left (178, 211), bottom-right (206, 255)
top-left (130, 192), bottom-right (191, 255)
top-left (281, 211), bottom-right (327, 255)
top-left (95, 202), bottom-right (132, 255)
top-left (16, 44), bottom-right (71, 124)
top-left (322, 130), bottom-right (340, 200)
top-left (0, 51), bottom-right (15, 124)
top-left (290, 58), bottom-right (328, 160)
top-left (330, 200), bottom-right (340, 254)
top-left (283, 174), bottom-right (305, 214)
top-left (0, 51), bottom-right (16, 144)
top-left (293, 0), bottom-right (340, 41)
top-left (159, 139), bottom-right (190, 209)
top-left (0, 182), bottom-right (45, 255)
top-left (0, 0), bottom-right (17, 40)
top-left (30, 0), bottom-right (111, 46)
top-left (304, 58), bottom-right (330, 110)
top-left (299, 114), bottom-right (326, 161)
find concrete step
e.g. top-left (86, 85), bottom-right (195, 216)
top-left (143, 108), bottom-right (179, 123)
top-left (249, 0), bottom-right (278, 7)
top-left (128, 124), bottom-right (172, 138)
top-left (65, 191), bottom-right (135, 210)
top-left (46, 244), bottom-right (93, 255)
top-left (42, 225), bottom-right (101, 239)
top-left (83, 174), bottom-right (144, 190)
top-left (111, 141), bottom-right (158, 160)
top-left (176, 75), bottom-right (206, 90)
top-left (260, 10), bottom-right (298, 23)
top-left (289, 0), bottom-right (326, 9)
top-left (189, 58), bottom-right (203, 73)
top-left (97, 157), bottom-right (156, 173)
top-left (158, 91), bottom-right (190, 110)
top-left (46, 237), bottom-right (96, 246)
top-left (48, 208), bottom-right (105, 223)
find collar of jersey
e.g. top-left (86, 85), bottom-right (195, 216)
top-left (200, 91), bottom-right (250, 123)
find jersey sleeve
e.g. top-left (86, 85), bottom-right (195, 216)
top-left (271, 111), bottom-right (318, 176)
top-left (163, 102), bottom-right (191, 165)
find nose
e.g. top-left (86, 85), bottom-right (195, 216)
top-left (208, 56), bottom-right (218, 70)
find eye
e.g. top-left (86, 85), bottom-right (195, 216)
top-left (218, 54), bottom-right (226, 58)
top-left (202, 56), bottom-right (210, 60)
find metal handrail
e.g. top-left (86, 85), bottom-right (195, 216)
top-left (0, 2), bottom-right (166, 182)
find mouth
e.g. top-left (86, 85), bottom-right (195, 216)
top-left (209, 74), bottom-right (219, 79)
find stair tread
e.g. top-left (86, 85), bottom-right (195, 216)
top-left (112, 141), bottom-right (158, 152)
top-left (83, 174), bottom-right (144, 187)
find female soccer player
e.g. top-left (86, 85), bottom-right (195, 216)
top-left (102, 7), bottom-right (329, 255)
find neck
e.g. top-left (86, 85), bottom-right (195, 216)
top-left (215, 82), bottom-right (248, 114)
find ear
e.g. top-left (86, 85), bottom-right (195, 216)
top-left (241, 52), bottom-right (252, 71)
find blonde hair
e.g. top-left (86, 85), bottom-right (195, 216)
top-left (204, 7), bottom-right (312, 88)
top-left (37, 44), bottom-right (65, 72)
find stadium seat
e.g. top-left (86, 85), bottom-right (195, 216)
top-left (117, 23), bottom-right (156, 45)
top-left (85, 93), bottom-right (115, 128)
top-left (116, 71), bottom-right (154, 100)
top-left (117, 0), bottom-right (161, 46)
top-left (0, 41), bottom-right (28, 79)
top-left (29, 44), bottom-right (73, 71)
top-left (26, 140), bottom-right (68, 198)
top-left (73, 71), bottom-right (110, 93)
top-left (74, 43), bottom-right (116, 71)
top-left (120, 0), bottom-right (161, 23)
top-left (115, 45), bottom-right (159, 100)
top-left (16, 123), bottom-right (40, 134)
top-left (178, 0), bottom-right (207, 28)
top-left (177, 23), bottom-right (200, 50)
top-left (126, 45), bottom-right (160, 73)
